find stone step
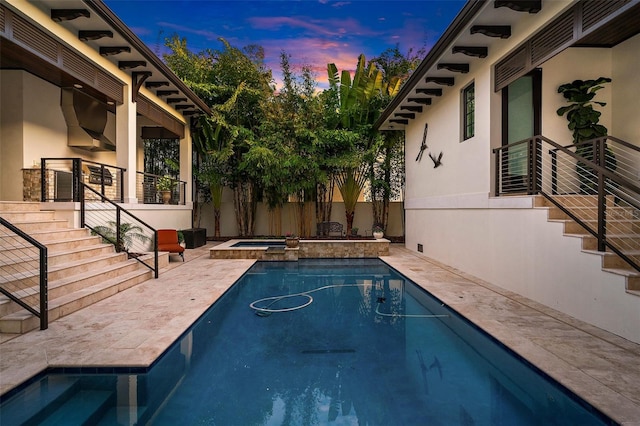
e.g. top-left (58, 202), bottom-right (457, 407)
top-left (534, 194), bottom-right (618, 208)
top-left (0, 267), bottom-right (154, 333)
top-left (0, 228), bottom-right (91, 246)
top-left (0, 210), bottom-right (57, 222)
top-left (0, 252), bottom-right (166, 319)
top-left (0, 243), bottom-right (115, 274)
top-left (3, 219), bottom-right (70, 232)
top-left (0, 201), bottom-right (42, 212)
top-left (547, 206), bottom-right (635, 221)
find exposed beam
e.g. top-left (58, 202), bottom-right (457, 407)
top-left (175, 104), bottom-right (195, 110)
top-left (182, 111), bottom-right (200, 116)
top-left (51, 9), bottom-right (90, 22)
top-left (408, 98), bottom-right (432, 105)
top-left (389, 119), bottom-right (408, 125)
top-left (99, 46), bottom-right (131, 56)
top-left (78, 30), bottom-right (113, 41)
top-left (118, 61), bottom-right (146, 70)
top-left (401, 105), bottom-right (423, 113)
top-left (415, 88), bottom-right (442, 96)
top-left (452, 46), bottom-right (488, 58)
top-left (145, 81), bottom-right (170, 88)
top-left (157, 90), bottom-right (179, 96)
top-left (425, 77), bottom-right (454, 86)
top-left (494, 1), bottom-right (541, 13)
top-left (437, 63), bottom-right (469, 73)
top-left (132, 71), bottom-right (152, 103)
top-left (470, 25), bottom-right (511, 38)
top-left (166, 97), bottom-right (188, 104)
top-left (394, 112), bottom-right (415, 119)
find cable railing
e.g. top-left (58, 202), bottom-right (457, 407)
top-left (494, 135), bottom-right (640, 272)
top-left (0, 218), bottom-right (48, 330)
top-left (81, 184), bottom-right (158, 278)
top-left (136, 172), bottom-right (187, 205)
top-left (41, 158), bottom-right (125, 203)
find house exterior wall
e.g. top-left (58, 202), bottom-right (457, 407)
top-left (402, 6), bottom-right (639, 342)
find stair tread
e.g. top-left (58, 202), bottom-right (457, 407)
top-left (37, 389), bottom-right (113, 426)
top-left (1, 269), bottom-right (152, 320)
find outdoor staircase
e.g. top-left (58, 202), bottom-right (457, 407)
top-left (535, 195), bottom-right (640, 296)
top-left (0, 201), bottom-right (166, 336)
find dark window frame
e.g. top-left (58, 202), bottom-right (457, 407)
top-left (462, 82), bottom-right (475, 141)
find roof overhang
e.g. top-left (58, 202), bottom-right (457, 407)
top-left (375, 0), bottom-right (640, 131)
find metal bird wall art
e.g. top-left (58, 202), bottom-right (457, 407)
top-left (429, 151), bottom-right (443, 168)
top-left (416, 123), bottom-right (428, 162)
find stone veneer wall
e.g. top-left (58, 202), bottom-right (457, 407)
top-left (298, 240), bottom-right (389, 258)
top-left (209, 239), bottom-right (390, 260)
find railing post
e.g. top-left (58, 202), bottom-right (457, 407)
top-left (100, 164), bottom-right (106, 198)
top-left (527, 138), bottom-right (534, 194)
top-left (494, 149), bottom-right (500, 197)
top-left (154, 230), bottom-right (159, 279)
top-left (40, 158), bottom-right (47, 202)
top-left (120, 169), bottom-right (125, 203)
top-left (597, 138), bottom-right (606, 252)
top-left (39, 245), bottom-right (48, 330)
top-left (72, 158), bottom-right (82, 202)
top-left (80, 182), bottom-right (86, 227)
top-left (551, 150), bottom-right (558, 195)
top-left (116, 207), bottom-right (122, 253)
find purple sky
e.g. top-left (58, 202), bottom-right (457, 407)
top-left (105, 0), bottom-right (465, 88)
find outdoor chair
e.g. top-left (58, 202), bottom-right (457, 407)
top-left (157, 229), bottom-right (184, 261)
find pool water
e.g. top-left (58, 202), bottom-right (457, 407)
top-left (0, 259), bottom-right (612, 425)
top-left (231, 240), bottom-right (286, 248)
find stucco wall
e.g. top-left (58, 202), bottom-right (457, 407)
top-left (612, 34), bottom-right (640, 144)
top-left (0, 71), bottom-right (25, 200)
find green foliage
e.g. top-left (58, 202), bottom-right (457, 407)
top-left (556, 77), bottom-right (611, 143)
top-left (92, 221), bottom-right (150, 251)
top-left (156, 175), bottom-right (175, 191)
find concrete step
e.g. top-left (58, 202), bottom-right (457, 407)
top-left (547, 206), bottom-right (635, 221)
top-left (3, 219), bottom-right (70, 232)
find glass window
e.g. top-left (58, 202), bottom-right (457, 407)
top-left (463, 83), bottom-right (475, 140)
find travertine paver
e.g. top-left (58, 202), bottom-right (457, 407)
top-left (0, 244), bottom-right (639, 425)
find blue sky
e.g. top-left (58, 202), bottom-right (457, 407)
top-left (105, 0), bottom-right (465, 88)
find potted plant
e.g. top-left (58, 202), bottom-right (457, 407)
top-left (351, 227), bottom-right (359, 236)
top-left (372, 225), bottom-right (384, 239)
top-left (156, 175), bottom-right (175, 204)
top-left (285, 232), bottom-right (299, 248)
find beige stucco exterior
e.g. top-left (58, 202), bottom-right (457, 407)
top-left (395, 0), bottom-right (640, 343)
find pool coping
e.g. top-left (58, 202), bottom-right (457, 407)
top-left (0, 244), bottom-right (639, 424)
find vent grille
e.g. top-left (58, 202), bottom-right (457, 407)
top-left (530, 9), bottom-right (574, 64)
top-left (0, 5), bottom-right (6, 34)
top-left (62, 47), bottom-right (95, 82)
top-left (582, 0), bottom-right (630, 32)
top-left (12, 14), bottom-right (57, 62)
top-left (97, 72), bottom-right (123, 103)
top-left (495, 45), bottom-right (527, 91)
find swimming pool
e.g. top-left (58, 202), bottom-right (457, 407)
top-left (0, 259), bottom-right (612, 425)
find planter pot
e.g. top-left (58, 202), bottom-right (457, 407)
top-left (373, 231), bottom-right (384, 239)
top-left (160, 190), bottom-right (172, 204)
top-left (285, 237), bottom-right (299, 248)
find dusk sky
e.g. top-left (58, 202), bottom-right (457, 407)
top-left (104, 0), bottom-right (466, 88)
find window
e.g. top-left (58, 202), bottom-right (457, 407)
top-left (462, 82), bottom-right (475, 140)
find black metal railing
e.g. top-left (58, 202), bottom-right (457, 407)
top-left (494, 135), bottom-right (640, 272)
top-left (41, 158), bottom-right (125, 203)
top-left (81, 184), bottom-right (158, 278)
top-left (136, 172), bottom-right (187, 205)
top-left (0, 218), bottom-right (48, 330)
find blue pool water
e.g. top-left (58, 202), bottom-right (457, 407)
top-left (231, 240), bottom-right (286, 248)
top-left (0, 259), bottom-right (613, 425)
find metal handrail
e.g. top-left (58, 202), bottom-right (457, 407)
top-left (81, 184), bottom-right (159, 278)
top-left (0, 218), bottom-right (48, 330)
top-left (41, 158), bottom-right (125, 203)
top-left (494, 135), bottom-right (640, 272)
top-left (136, 171), bottom-right (187, 205)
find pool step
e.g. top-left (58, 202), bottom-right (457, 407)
top-left (33, 389), bottom-right (114, 426)
top-left (0, 376), bottom-right (80, 425)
